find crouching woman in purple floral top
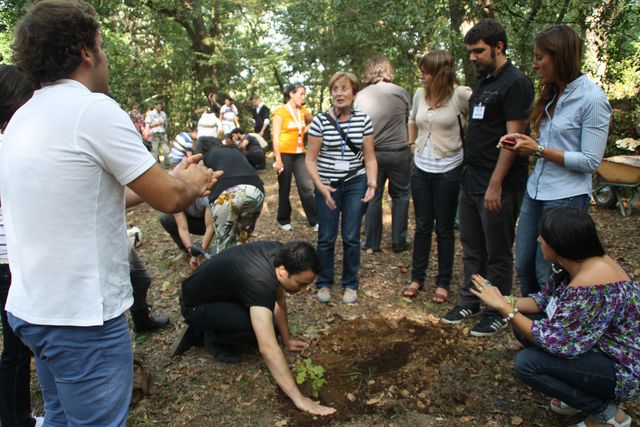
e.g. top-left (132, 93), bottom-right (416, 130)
top-left (472, 206), bottom-right (638, 427)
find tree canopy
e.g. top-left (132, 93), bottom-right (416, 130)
top-left (0, 0), bottom-right (638, 133)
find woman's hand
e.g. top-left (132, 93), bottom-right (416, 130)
top-left (469, 274), bottom-right (511, 311)
top-left (498, 133), bottom-right (539, 156)
top-left (320, 184), bottom-right (337, 209)
top-left (273, 159), bottom-right (284, 175)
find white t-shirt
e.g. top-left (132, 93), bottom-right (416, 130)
top-left (145, 109), bottom-right (167, 134)
top-left (197, 112), bottom-right (221, 137)
top-left (0, 79), bottom-right (156, 326)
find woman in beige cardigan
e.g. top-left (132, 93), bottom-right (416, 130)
top-left (403, 50), bottom-right (471, 303)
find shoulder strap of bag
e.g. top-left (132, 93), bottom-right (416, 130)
top-left (450, 87), bottom-right (465, 145)
top-left (322, 112), bottom-right (362, 157)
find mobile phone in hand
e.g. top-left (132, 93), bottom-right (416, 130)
top-left (502, 139), bottom-right (516, 147)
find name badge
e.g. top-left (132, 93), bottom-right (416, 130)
top-left (545, 296), bottom-right (558, 319)
top-left (296, 147), bottom-right (303, 154)
top-left (472, 105), bottom-right (485, 120)
top-left (334, 160), bottom-right (350, 171)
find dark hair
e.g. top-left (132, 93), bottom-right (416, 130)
top-left (12, 0), bottom-right (100, 87)
top-left (274, 241), bottom-right (320, 275)
top-left (539, 207), bottom-right (605, 261)
top-left (530, 25), bottom-right (583, 131)
top-left (249, 94), bottom-right (260, 101)
top-left (464, 19), bottom-right (508, 53)
top-left (230, 127), bottom-right (246, 135)
top-left (362, 55), bottom-right (394, 85)
top-left (283, 82), bottom-right (305, 101)
top-left (193, 136), bottom-right (221, 157)
top-left (418, 50), bottom-right (456, 108)
top-left (224, 97), bottom-right (233, 103)
top-left (0, 65), bottom-right (35, 131)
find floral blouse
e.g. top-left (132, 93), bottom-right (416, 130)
top-left (531, 270), bottom-right (640, 400)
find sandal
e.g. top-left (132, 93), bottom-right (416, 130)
top-left (550, 399), bottom-right (581, 416)
top-left (402, 284), bottom-right (421, 298)
top-left (431, 288), bottom-right (448, 304)
top-left (574, 414), bottom-right (632, 427)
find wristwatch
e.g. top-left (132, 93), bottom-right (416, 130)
top-left (534, 144), bottom-right (545, 158)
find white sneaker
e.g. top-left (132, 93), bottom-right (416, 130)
top-left (279, 223), bottom-right (292, 231)
top-left (342, 289), bottom-right (358, 304)
top-left (313, 224), bottom-right (319, 232)
top-left (34, 416), bottom-right (44, 427)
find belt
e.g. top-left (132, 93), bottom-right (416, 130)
top-left (375, 146), bottom-right (409, 152)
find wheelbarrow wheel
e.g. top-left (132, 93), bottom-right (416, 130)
top-left (592, 176), bottom-right (617, 209)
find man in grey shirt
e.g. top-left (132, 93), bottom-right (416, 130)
top-left (354, 55), bottom-right (411, 252)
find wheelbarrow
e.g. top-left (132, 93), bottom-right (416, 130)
top-left (592, 155), bottom-right (640, 217)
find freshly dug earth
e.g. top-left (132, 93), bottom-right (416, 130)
top-left (13, 165), bottom-right (640, 426)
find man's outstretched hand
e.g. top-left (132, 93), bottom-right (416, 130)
top-left (295, 396), bottom-right (336, 416)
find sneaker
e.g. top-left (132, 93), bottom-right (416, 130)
top-left (317, 288), bottom-right (331, 303)
top-left (470, 314), bottom-right (508, 337)
top-left (34, 417), bottom-right (44, 427)
top-left (342, 289), bottom-right (358, 304)
top-left (279, 223), bottom-right (292, 231)
top-left (441, 305), bottom-right (480, 324)
top-left (313, 224), bottom-right (319, 232)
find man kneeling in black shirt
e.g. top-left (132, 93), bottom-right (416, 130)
top-left (172, 240), bottom-right (335, 416)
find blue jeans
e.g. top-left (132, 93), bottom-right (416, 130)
top-left (8, 313), bottom-right (133, 427)
top-left (515, 193), bottom-right (590, 296)
top-left (410, 165), bottom-right (461, 290)
top-left (515, 346), bottom-right (617, 419)
top-left (315, 174), bottom-right (366, 290)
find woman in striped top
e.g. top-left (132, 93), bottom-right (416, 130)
top-left (499, 25), bottom-right (612, 296)
top-left (306, 71), bottom-right (377, 304)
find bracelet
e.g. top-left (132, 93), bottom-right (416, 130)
top-left (503, 306), bottom-right (520, 322)
top-left (504, 295), bottom-right (517, 308)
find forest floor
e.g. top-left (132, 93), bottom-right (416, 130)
top-left (22, 165), bottom-right (640, 426)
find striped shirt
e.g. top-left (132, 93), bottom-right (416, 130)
top-left (308, 110), bottom-right (373, 184)
top-left (528, 74), bottom-right (611, 200)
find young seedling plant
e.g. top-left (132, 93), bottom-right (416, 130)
top-left (295, 358), bottom-right (327, 398)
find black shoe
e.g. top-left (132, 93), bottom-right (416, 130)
top-left (171, 325), bottom-right (196, 356)
top-left (132, 313), bottom-right (170, 333)
top-left (470, 314), bottom-right (508, 337)
top-left (441, 305), bottom-right (480, 324)
top-left (206, 342), bottom-right (240, 364)
top-left (392, 239), bottom-right (411, 253)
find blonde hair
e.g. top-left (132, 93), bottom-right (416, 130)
top-left (328, 71), bottom-right (360, 95)
top-left (362, 55), bottom-right (394, 85)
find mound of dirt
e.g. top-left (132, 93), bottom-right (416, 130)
top-left (282, 317), bottom-right (498, 426)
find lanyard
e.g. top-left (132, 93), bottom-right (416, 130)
top-left (286, 103), bottom-right (304, 146)
top-left (333, 107), bottom-right (352, 157)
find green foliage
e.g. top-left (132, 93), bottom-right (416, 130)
top-left (295, 358), bottom-right (327, 398)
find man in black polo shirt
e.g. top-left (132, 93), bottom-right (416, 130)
top-left (172, 240), bottom-right (335, 416)
top-left (442, 19), bottom-right (534, 337)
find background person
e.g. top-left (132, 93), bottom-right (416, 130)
top-left (403, 50), bottom-right (471, 304)
top-left (272, 83), bottom-right (317, 231)
top-left (501, 25), bottom-right (612, 297)
top-left (230, 127), bottom-right (266, 170)
top-left (354, 55), bottom-right (411, 254)
top-left (0, 64), bottom-right (41, 427)
top-left (470, 207), bottom-right (637, 427)
top-left (250, 94), bottom-right (271, 140)
top-left (146, 102), bottom-right (169, 165)
top-left (219, 96), bottom-right (239, 135)
top-left (159, 196), bottom-right (213, 265)
top-left (306, 71), bottom-right (377, 304)
top-left (202, 143), bottom-right (265, 258)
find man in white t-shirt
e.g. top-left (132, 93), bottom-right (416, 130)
top-left (0, 1), bottom-right (219, 425)
top-left (146, 102), bottom-right (169, 165)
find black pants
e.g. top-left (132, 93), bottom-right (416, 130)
top-left (277, 153), bottom-right (316, 226)
top-left (0, 264), bottom-right (35, 427)
top-left (364, 150), bottom-right (410, 251)
top-left (129, 247), bottom-right (152, 322)
top-left (457, 188), bottom-right (524, 315)
top-left (159, 213), bottom-right (206, 252)
top-left (182, 302), bottom-right (258, 347)
top-left (245, 148), bottom-right (266, 170)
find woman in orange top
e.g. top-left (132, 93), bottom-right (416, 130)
top-left (272, 83), bottom-right (317, 230)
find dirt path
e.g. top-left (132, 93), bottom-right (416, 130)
top-left (16, 164), bottom-right (637, 426)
